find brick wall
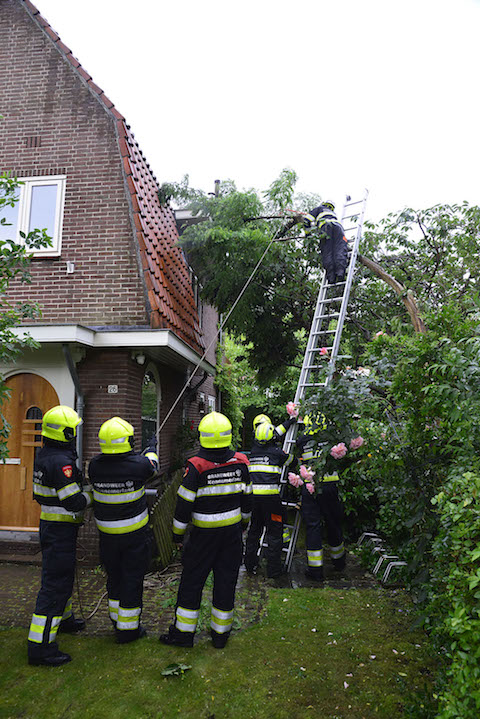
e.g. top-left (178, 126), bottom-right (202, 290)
top-left (0, 0), bottom-right (148, 325)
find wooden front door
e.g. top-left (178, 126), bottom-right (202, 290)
top-left (0, 373), bottom-right (59, 530)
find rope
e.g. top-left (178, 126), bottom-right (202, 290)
top-left (155, 223), bottom-right (287, 439)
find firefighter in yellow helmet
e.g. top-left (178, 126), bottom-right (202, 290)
top-left (28, 405), bottom-right (92, 667)
top-left (252, 410), bottom-right (297, 443)
top-left (160, 411), bottom-right (251, 649)
top-left (295, 413), bottom-right (346, 581)
top-left (88, 416), bottom-right (158, 644)
top-left (244, 422), bottom-right (295, 579)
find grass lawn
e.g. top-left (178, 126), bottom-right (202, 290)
top-left (0, 585), bottom-right (437, 719)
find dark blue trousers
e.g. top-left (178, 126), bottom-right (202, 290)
top-left (27, 521), bottom-right (79, 659)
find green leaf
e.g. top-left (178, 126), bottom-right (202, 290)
top-left (161, 663), bottom-right (192, 677)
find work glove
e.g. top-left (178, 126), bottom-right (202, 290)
top-left (82, 485), bottom-right (93, 508)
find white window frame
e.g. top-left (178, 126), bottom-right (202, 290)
top-left (11, 175), bottom-right (66, 257)
top-left (207, 395), bottom-right (216, 412)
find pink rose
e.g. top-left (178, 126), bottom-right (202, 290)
top-left (286, 401), bottom-right (298, 418)
top-left (319, 347), bottom-right (328, 356)
top-left (305, 482), bottom-right (315, 495)
top-left (299, 464), bottom-right (315, 481)
top-left (349, 436), bottom-right (364, 450)
top-left (288, 472), bottom-right (303, 488)
top-left (330, 442), bottom-right (347, 460)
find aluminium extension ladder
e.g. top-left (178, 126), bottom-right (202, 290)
top-left (278, 189), bottom-right (369, 572)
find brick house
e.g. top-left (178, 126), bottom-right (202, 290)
top-left (0, 0), bottom-right (219, 559)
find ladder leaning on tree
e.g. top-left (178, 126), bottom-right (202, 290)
top-left (279, 190), bottom-right (370, 572)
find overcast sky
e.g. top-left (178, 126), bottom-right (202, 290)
top-left (35, 0), bottom-right (480, 224)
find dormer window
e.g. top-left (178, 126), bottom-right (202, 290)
top-left (0, 175), bottom-right (66, 257)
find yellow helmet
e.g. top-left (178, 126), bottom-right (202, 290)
top-left (302, 413), bottom-right (327, 436)
top-left (42, 405), bottom-right (82, 442)
top-left (253, 413), bottom-right (271, 430)
top-left (322, 201), bottom-right (335, 212)
top-left (198, 411), bottom-right (232, 449)
top-left (254, 422), bottom-right (275, 444)
top-left (98, 416), bottom-right (134, 454)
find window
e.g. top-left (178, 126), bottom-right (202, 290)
top-left (207, 395), bottom-right (216, 412)
top-left (188, 266), bottom-right (203, 328)
top-left (0, 175), bottom-right (66, 257)
top-left (141, 368), bottom-right (161, 452)
top-left (25, 406), bottom-right (43, 462)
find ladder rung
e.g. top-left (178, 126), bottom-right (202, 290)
top-left (314, 313), bottom-right (340, 320)
top-left (311, 329), bottom-right (337, 335)
top-left (323, 297), bottom-right (343, 303)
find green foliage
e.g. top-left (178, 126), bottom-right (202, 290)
top-left (215, 331), bottom-right (307, 449)
top-left (161, 662), bottom-right (192, 677)
top-left (352, 202), bottom-right (480, 345)
top-left (427, 467), bottom-right (480, 718)
top-left (214, 333), bottom-right (262, 447)
top-left (169, 420), bottom-right (198, 471)
top-left (173, 171), bottom-right (325, 385)
top-left (336, 304), bottom-right (480, 716)
top-left (0, 172), bottom-right (52, 459)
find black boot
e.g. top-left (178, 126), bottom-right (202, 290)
top-left (211, 630), bottom-right (230, 649)
top-left (332, 555), bottom-right (346, 571)
top-left (58, 616), bottom-right (86, 634)
top-left (116, 624), bottom-right (147, 644)
top-left (28, 650), bottom-right (72, 667)
top-left (159, 626), bottom-right (194, 648)
top-left (304, 568), bottom-right (324, 581)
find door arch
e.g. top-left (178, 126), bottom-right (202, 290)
top-left (0, 373), bottom-right (59, 530)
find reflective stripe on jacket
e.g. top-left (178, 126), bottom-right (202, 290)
top-left (248, 441), bottom-right (294, 495)
top-left (88, 451), bottom-right (158, 535)
top-left (173, 448), bottom-right (251, 538)
top-left (33, 441), bottom-right (89, 525)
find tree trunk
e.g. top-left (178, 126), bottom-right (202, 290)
top-left (358, 255), bottom-right (427, 334)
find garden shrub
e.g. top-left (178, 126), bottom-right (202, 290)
top-left (427, 466), bottom-right (480, 719)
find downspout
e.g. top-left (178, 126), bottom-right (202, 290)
top-left (62, 344), bottom-right (84, 470)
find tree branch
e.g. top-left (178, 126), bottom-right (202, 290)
top-left (357, 254), bottom-right (427, 333)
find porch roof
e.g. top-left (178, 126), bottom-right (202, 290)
top-left (12, 324), bottom-right (215, 375)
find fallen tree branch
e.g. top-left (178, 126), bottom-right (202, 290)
top-left (357, 254), bottom-right (427, 334)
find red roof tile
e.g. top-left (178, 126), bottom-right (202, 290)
top-left (20, 0), bottom-right (204, 354)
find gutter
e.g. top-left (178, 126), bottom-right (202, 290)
top-left (62, 344), bottom-right (84, 470)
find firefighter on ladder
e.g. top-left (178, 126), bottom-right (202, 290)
top-left (244, 422), bottom-right (295, 578)
top-left (296, 415), bottom-right (346, 581)
top-left (303, 201), bottom-right (349, 285)
top-left (160, 411), bottom-right (251, 649)
top-left (88, 417), bottom-right (159, 644)
top-left (27, 405), bottom-right (92, 667)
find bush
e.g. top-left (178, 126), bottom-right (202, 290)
top-left (427, 467), bottom-right (480, 718)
